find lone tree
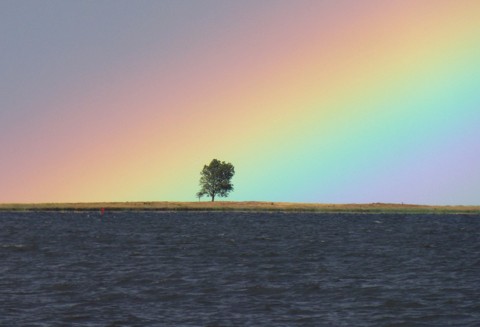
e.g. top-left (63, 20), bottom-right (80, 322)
top-left (198, 159), bottom-right (235, 202)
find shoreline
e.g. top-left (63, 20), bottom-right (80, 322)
top-left (0, 201), bottom-right (479, 214)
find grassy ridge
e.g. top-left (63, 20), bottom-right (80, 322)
top-left (0, 201), bottom-right (479, 214)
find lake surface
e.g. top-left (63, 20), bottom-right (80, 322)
top-left (1, 211), bottom-right (479, 326)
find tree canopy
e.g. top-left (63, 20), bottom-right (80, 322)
top-left (197, 159), bottom-right (234, 202)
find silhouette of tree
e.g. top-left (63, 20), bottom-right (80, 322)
top-left (198, 159), bottom-right (234, 202)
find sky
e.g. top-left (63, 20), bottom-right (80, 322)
top-left (1, 0), bottom-right (479, 205)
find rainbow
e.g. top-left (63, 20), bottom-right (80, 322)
top-left (1, 1), bottom-right (479, 204)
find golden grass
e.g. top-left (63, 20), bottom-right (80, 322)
top-left (0, 201), bottom-right (479, 214)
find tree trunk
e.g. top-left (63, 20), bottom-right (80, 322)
top-left (211, 194), bottom-right (215, 202)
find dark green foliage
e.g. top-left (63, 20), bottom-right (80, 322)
top-left (198, 159), bottom-right (235, 202)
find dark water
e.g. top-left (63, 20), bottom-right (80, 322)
top-left (1, 211), bottom-right (479, 326)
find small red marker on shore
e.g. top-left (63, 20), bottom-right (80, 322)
top-left (100, 207), bottom-right (105, 215)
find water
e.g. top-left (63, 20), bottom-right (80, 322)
top-left (1, 211), bottom-right (479, 326)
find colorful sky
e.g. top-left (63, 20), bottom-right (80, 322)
top-left (1, 1), bottom-right (479, 205)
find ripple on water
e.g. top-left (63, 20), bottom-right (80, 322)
top-left (0, 211), bottom-right (479, 326)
